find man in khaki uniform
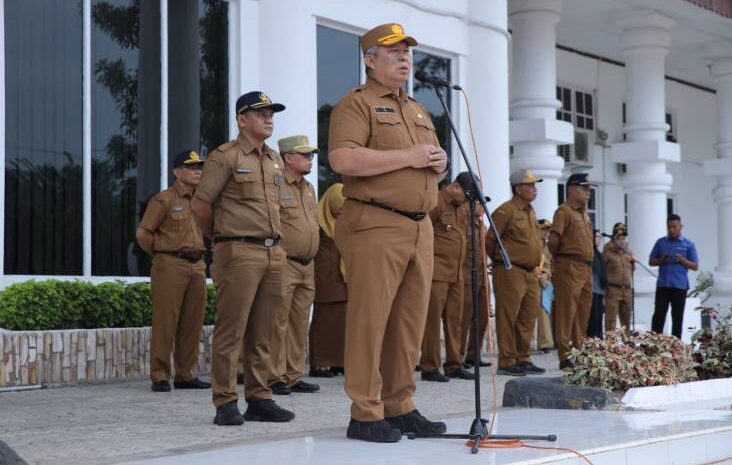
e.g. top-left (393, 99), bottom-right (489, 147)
top-left (486, 170), bottom-right (545, 377)
top-left (136, 150), bottom-right (211, 393)
top-left (535, 219), bottom-right (555, 353)
top-left (549, 173), bottom-right (594, 370)
top-left (328, 23), bottom-right (449, 443)
top-left (268, 135), bottom-right (321, 395)
top-left (603, 223), bottom-right (635, 332)
top-left (419, 175), bottom-right (475, 382)
top-left (192, 91), bottom-right (294, 426)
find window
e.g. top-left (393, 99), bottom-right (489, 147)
top-left (556, 86), bottom-right (594, 162)
top-left (4, 0), bottom-right (84, 274)
top-left (667, 197), bottom-right (675, 217)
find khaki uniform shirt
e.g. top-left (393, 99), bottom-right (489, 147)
top-left (430, 189), bottom-right (467, 283)
top-left (279, 172), bottom-right (319, 258)
top-left (603, 242), bottom-right (634, 287)
top-left (461, 204), bottom-right (488, 283)
top-left (550, 202), bottom-right (594, 262)
top-left (314, 231), bottom-right (348, 304)
top-left (485, 197), bottom-right (543, 269)
top-left (194, 135), bottom-right (283, 239)
top-left (328, 76), bottom-right (441, 212)
top-left (139, 180), bottom-right (204, 254)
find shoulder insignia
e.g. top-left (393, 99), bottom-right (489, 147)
top-left (214, 140), bottom-right (236, 153)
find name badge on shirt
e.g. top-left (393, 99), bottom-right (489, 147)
top-left (281, 194), bottom-right (294, 201)
top-left (275, 172), bottom-right (282, 186)
top-left (172, 206), bottom-right (184, 213)
top-left (374, 106), bottom-right (396, 114)
top-left (236, 167), bottom-right (253, 174)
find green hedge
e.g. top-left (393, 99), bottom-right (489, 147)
top-left (0, 280), bottom-right (218, 331)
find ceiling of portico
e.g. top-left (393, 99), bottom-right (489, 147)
top-left (555, 0), bottom-right (732, 89)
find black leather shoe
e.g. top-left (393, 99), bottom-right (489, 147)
top-left (290, 380), bottom-right (320, 393)
top-left (244, 399), bottom-right (295, 422)
top-left (236, 373), bottom-right (245, 385)
top-left (330, 366), bottom-right (344, 375)
top-left (346, 419), bottom-right (402, 443)
top-left (518, 362), bottom-right (546, 374)
top-left (559, 359), bottom-right (575, 371)
top-left (309, 367), bottom-right (334, 378)
top-left (446, 367), bottom-right (476, 380)
top-left (386, 409), bottom-right (446, 435)
top-left (465, 359), bottom-right (491, 367)
top-left (420, 370), bottom-right (450, 382)
top-left (173, 377), bottom-right (211, 389)
top-left (270, 381), bottom-right (291, 395)
top-left (496, 364), bottom-right (526, 376)
top-left (463, 361), bottom-right (474, 369)
top-left (151, 380), bottom-right (171, 392)
top-left (213, 400), bottom-right (244, 426)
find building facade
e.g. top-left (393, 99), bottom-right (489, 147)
top-left (2, 0), bottom-right (732, 316)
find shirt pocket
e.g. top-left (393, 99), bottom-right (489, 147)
top-left (232, 166), bottom-right (264, 200)
top-left (170, 208), bottom-right (190, 230)
top-left (372, 113), bottom-right (407, 150)
top-left (414, 116), bottom-right (436, 143)
top-left (280, 196), bottom-right (299, 220)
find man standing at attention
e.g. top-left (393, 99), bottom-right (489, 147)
top-left (649, 214), bottom-right (699, 338)
top-left (192, 91), bottom-right (295, 426)
top-left (328, 23), bottom-right (449, 443)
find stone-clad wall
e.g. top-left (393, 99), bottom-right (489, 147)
top-left (0, 326), bottom-right (214, 387)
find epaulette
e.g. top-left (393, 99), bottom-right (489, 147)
top-left (214, 140), bottom-right (237, 153)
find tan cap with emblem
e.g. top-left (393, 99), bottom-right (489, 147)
top-left (361, 23), bottom-right (418, 53)
top-left (510, 169), bottom-right (543, 185)
top-left (278, 135), bottom-right (319, 155)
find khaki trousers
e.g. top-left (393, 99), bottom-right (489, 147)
top-left (553, 259), bottom-right (593, 360)
top-left (150, 254), bottom-right (207, 382)
top-left (493, 266), bottom-right (539, 368)
top-left (335, 201), bottom-right (433, 421)
top-left (269, 260), bottom-right (315, 386)
top-left (460, 282), bottom-right (489, 362)
top-left (210, 242), bottom-right (285, 407)
top-left (605, 286), bottom-right (632, 332)
top-left (309, 301), bottom-right (347, 368)
top-left (535, 293), bottom-right (554, 349)
top-left (419, 280), bottom-right (464, 374)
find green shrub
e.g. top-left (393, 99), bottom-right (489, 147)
top-left (0, 280), bottom-right (218, 331)
top-left (692, 308), bottom-right (732, 380)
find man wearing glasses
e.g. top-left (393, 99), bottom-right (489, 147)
top-left (268, 135), bottom-right (321, 396)
top-left (136, 150), bottom-right (211, 393)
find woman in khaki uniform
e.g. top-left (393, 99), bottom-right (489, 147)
top-left (309, 183), bottom-right (348, 377)
top-left (602, 223), bottom-right (635, 332)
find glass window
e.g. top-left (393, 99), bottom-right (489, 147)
top-left (315, 26), bottom-right (360, 197)
top-left (4, 0), bottom-right (83, 274)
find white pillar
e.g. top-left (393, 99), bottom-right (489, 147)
top-left (703, 41), bottom-right (732, 294)
top-left (611, 11), bottom-right (680, 295)
top-left (508, 0), bottom-right (572, 220)
top-left (465, 0), bottom-right (511, 205)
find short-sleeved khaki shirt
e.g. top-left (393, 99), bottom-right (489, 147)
top-left (139, 180), bottom-right (205, 254)
top-left (328, 76), bottom-right (441, 213)
top-left (550, 202), bottom-right (593, 262)
top-left (485, 197), bottom-right (543, 269)
top-left (603, 242), bottom-right (634, 286)
top-left (430, 188), bottom-right (467, 283)
top-left (194, 135), bottom-right (283, 239)
top-left (279, 172), bottom-right (319, 259)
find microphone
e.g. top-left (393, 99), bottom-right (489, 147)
top-left (415, 70), bottom-right (462, 90)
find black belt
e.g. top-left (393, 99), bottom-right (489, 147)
top-left (355, 199), bottom-right (426, 222)
top-left (155, 251), bottom-right (204, 263)
top-left (288, 256), bottom-right (313, 266)
top-left (496, 261), bottom-right (536, 273)
top-left (215, 236), bottom-right (280, 247)
top-left (608, 283), bottom-right (632, 289)
top-left (557, 254), bottom-right (592, 266)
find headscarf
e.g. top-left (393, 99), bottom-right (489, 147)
top-left (318, 183), bottom-right (345, 239)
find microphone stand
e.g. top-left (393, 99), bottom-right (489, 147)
top-left (406, 82), bottom-right (556, 453)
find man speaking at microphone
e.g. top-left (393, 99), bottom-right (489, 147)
top-left (328, 23), bottom-right (449, 443)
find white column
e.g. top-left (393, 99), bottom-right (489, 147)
top-left (704, 41), bottom-right (732, 294)
top-left (611, 11), bottom-right (679, 295)
top-left (508, 0), bottom-right (572, 220)
top-left (258, 0), bottom-right (318, 190)
top-left (227, 0), bottom-right (261, 140)
top-left (465, 0), bottom-right (511, 205)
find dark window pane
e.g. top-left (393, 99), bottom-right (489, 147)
top-left (575, 91), bottom-right (584, 114)
top-left (316, 26), bottom-right (360, 197)
top-left (585, 93), bottom-right (593, 116)
top-left (577, 116), bottom-right (585, 128)
top-left (92, 0), bottom-right (156, 276)
top-left (4, 0), bottom-right (83, 274)
top-left (558, 183), bottom-right (565, 205)
top-left (589, 187), bottom-right (596, 210)
top-left (563, 88), bottom-right (571, 110)
top-left (587, 118), bottom-right (594, 130)
top-left (563, 112), bottom-right (572, 123)
top-left (667, 197), bottom-right (674, 216)
top-left (556, 86), bottom-right (561, 101)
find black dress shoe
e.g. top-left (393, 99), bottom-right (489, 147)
top-left (173, 377), bottom-right (211, 389)
top-left (309, 367), bottom-right (334, 378)
top-left (420, 370), bottom-right (450, 382)
top-left (559, 359), bottom-right (575, 370)
top-left (386, 409), bottom-right (446, 435)
top-left (270, 381), bottom-right (291, 395)
top-left (346, 419), bottom-right (402, 443)
top-left (330, 366), bottom-right (344, 375)
top-left (236, 373), bottom-right (245, 385)
top-left (463, 361), bottom-right (474, 369)
top-left (213, 400), bottom-right (244, 426)
top-left (496, 364), bottom-right (526, 376)
top-left (290, 380), bottom-right (320, 393)
top-left (465, 359), bottom-right (491, 367)
top-left (244, 399), bottom-right (295, 422)
top-left (518, 362), bottom-right (546, 374)
top-left (151, 380), bottom-right (171, 392)
top-left (446, 367), bottom-right (476, 380)
top-left (541, 348), bottom-right (554, 354)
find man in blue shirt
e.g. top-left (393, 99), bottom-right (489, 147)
top-left (649, 214), bottom-right (699, 338)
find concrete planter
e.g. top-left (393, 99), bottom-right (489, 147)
top-left (0, 325), bottom-right (213, 388)
top-left (622, 377), bottom-right (732, 409)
